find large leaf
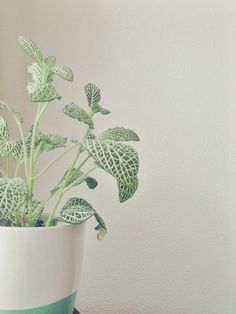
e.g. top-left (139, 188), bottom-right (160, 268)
top-left (98, 127), bottom-right (139, 142)
top-left (18, 36), bottom-right (43, 64)
top-left (63, 103), bottom-right (94, 129)
top-left (53, 65), bottom-right (73, 82)
top-left (0, 101), bottom-right (23, 123)
top-left (0, 178), bottom-right (26, 221)
top-left (37, 132), bottom-right (67, 152)
top-left (31, 83), bottom-right (61, 102)
top-left (59, 197), bottom-right (95, 224)
top-left (82, 139), bottom-right (139, 202)
top-left (0, 116), bottom-right (9, 142)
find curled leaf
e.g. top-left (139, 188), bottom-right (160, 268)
top-left (0, 101), bottom-right (23, 123)
top-left (31, 83), bottom-right (61, 102)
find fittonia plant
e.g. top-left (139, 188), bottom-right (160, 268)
top-left (0, 36), bottom-right (139, 240)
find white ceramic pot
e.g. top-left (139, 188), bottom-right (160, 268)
top-left (0, 223), bottom-right (85, 314)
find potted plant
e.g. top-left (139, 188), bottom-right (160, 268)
top-left (0, 36), bottom-right (139, 314)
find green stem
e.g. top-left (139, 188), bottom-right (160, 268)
top-left (14, 162), bottom-right (20, 177)
top-left (6, 155), bottom-right (9, 177)
top-left (77, 153), bottom-right (91, 170)
top-left (45, 191), bottom-right (64, 227)
top-left (34, 143), bottom-right (78, 180)
top-left (27, 103), bottom-right (48, 226)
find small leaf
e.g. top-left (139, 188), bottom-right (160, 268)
top-left (31, 200), bottom-right (44, 225)
top-left (37, 132), bottom-right (67, 152)
top-left (31, 83), bottom-right (61, 102)
top-left (82, 139), bottom-right (139, 202)
top-left (27, 63), bottom-right (42, 83)
top-left (18, 36), bottom-right (43, 64)
top-left (0, 116), bottom-right (9, 142)
top-left (53, 65), bottom-right (73, 81)
top-left (12, 139), bottom-right (24, 163)
top-left (59, 197), bottom-right (95, 224)
top-left (98, 127), bottom-right (139, 142)
top-left (0, 177), bottom-right (26, 222)
top-left (85, 83), bottom-right (101, 107)
top-left (0, 141), bottom-right (14, 156)
top-left (63, 103), bottom-right (94, 129)
top-left (85, 177), bottom-right (98, 189)
top-left (0, 101), bottom-right (23, 123)
top-left (45, 56), bottom-right (56, 68)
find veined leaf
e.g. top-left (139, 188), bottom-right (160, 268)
top-left (0, 101), bottom-right (23, 123)
top-left (0, 140), bottom-right (14, 156)
top-left (95, 104), bottom-right (110, 115)
top-left (53, 65), bottom-right (73, 82)
top-left (18, 36), bottom-right (43, 64)
top-left (27, 63), bottom-right (42, 83)
top-left (82, 139), bottom-right (139, 202)
top-left (59, 197), bottom-right (95, 224)
top-left (31, 83), bottom-right (61, 102)
top-left (0, 177), bottom-right (26, 221)
top-left (12, 139), bottom-right (24, 163)
top-left (0, 116), bottom-right (9, 142)
top-left (45, 56), bottom-right (56, 67)
top-left (85, 83), bottom-right (101, 107)
top-left (37, 132), bottom-right (67, 152)
top-left (63, 103), bottom-right (94, 129)
top-left (98, 127), bottom-right (139, 142)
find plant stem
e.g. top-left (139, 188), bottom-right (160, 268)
top-left (27, 103), bottom-right (48, 226)
top-left (77, 154), bottom-right (91, 170)
top-left (34, 143), bottom-right (78, 180)
top-left (14, 162), bottom-right (20, 177)
top-left (45, 191), bottom-right (64, 227)
top-left (6, 155), bottom-right (9, 177)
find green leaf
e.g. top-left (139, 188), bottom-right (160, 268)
top-left (37, 132), bottom-right (67, 152)
top-left (63, 103), bottom-right (94, 129)
top-left (0, 101), bottom-right (23, 123)
top-left (31, 83), bottom-right (61, 102)
top-left (59, 197), bottom-right (95, 224)
top-left (12, 139), bottom-right (24, 163)
top-left (82, 139), bottom-right (139, 202)
top-left (53, 65), bottom-right (73, 81)
top-left (95, 104), bottom-right (110, 115)
top-left (18, 36), bottom-right (43, 64)
top-left (85, 83), bottom-right (101, 107)
top-left (27, 63), bottom-right (42, 83)
top-left (0, 140), bottom-right (14, 156)
top-left (45, 56), bottom-right (56, 68)
top-left (0, 177), bottom-right (26, 222)
top-left (94, 212), bottom-right (107, 240)
top-left (98, 127), bottom-right (139, 142)
top-left (85, 176), bottom-right (98, 189)
top-left (0, 116), bottom-right (9, 142)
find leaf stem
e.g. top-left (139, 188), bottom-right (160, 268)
top-left (6, 155), bottom-right (9, 177)
top-left (14, 162), bottom-right (20, 177)
top-left (0, 165), bottom-right (7, 177)
top-left (34, 143), bottom-right (78, 180)
top-left (15, 119), bottom-right (28, 178)
top-left (45, 191), bottom-right (64, 227)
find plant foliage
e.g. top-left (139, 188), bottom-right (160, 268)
top-left (0, 36), bottom-right (140, 240)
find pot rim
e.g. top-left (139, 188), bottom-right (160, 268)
top-left (0, 222), bottom-right (83, 231)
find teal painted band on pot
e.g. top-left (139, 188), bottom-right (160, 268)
top-left (0, 292), bottom-right (76, 314)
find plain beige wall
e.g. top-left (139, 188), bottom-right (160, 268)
top-left (1, 1), bottom-right (236, 313)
